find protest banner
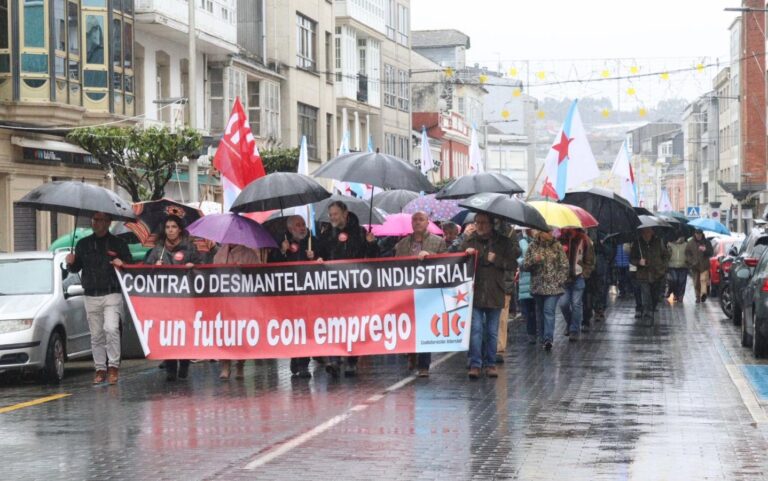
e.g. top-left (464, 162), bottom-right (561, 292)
top-left (117, 253), bottom-right (476, 359)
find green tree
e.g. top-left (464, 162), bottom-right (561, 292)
top-left (261, 147), bottom-right (300, 173)
top-left (68, 126), bottom-right (202, 202)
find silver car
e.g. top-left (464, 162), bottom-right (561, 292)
top-left (0, 250), bottom-right (96, 383)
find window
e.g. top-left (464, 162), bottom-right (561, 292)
top-left (296, 13), bottom-right (316, 71)
top-left (0, 0), bottom-right (8, 76)
top-left (209, 67), bottom-right (224, 132)
top-left (358, 39), bottom-right (366, 74)
top-left (397, 4), bottom-right (408, 46)
top-left (398, 69), bottom-right (409, 111)
top-left (326, 113), bottom-right (333, 161)
top-left (298, 103), bottom-right (318, 159)
top-left (85, 15), bottom-right (105, 64)
top-left (384, 133), bottom-right (396, 156)
top-left (398, 135), bottom-right (409, 161)
top-left (384, 64), bottom-right (396, 108)
top-left (325, 31), bottom-right (333, 83)
top-left (385, 0), bottom-right (396, 40)
top-left (112, 18), bottom-right (122, 67)
top-left (263, 81), bottom-right (280, 139)
top-left (123, 22), bottom-right (132, 69)
top-left (24, 0), bottom-right (46, 49)
top-left (457, 96), bottom-right (465, 115)
top-left (248, 81), bottom-right (261, 136)
top-left (334, 27), bottom-right (341, 82)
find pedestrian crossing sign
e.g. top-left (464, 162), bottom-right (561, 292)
top-left (686, 206), bottom-right (701, 218)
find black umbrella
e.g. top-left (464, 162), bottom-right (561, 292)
top-left (17, 180), bottom-right (135, 222)
top-left (312, 195), bottom-right (387, 225)
top-left (372, 189), bottom-right (419, 214)
top-left (230, 172), bottom-right (331, 214)
top-left (637, 214), bottom-right (672, 229)
top-left (634, 207), bottom-right (654, 216)
top-left (458, 193), bottom-right (548, 231)
top-left (561, 188), bottom-right (640, 237)
top-left (312, 152), bottom-right (435, 193)
top-left (123, 198), bottom-right (204, 246)
top-left (435, 172), bottom-right (524, 200)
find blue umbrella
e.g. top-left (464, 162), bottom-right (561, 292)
top-left (689, 217), bottom-right (731, 235)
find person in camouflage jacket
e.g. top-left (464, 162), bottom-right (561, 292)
top-left (522, 230), bottom-right (569, 349)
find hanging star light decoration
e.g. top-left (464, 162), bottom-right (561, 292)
top-left (508, 67), bottom-right (518, 77)
top-left (601, 108), bottom-right (610, 118)
top-left (501, 109), bottom-right (510, 119)
top-left (626, 87), bottom-right (636, 96)
top-left (696, 63), bottom-right (705, 73)
top-left (512, 87), bottom-right (522, 97)
top-left (639, 108), bottom-right (647, 117)
top-left (630, 66), bottom-right (640, 75)
top-left (536, 71), bottom-right (546, 80)
top-left (537, 110), bottom-right (546, 119)
top-left (444, 67), bottom-right (454, 78)
top-left (601, 69), bottom-right (611, 78)
top-left (479, 74), bottom-right (489, 84)
top-left (660, 72), bottom-right (670, 80)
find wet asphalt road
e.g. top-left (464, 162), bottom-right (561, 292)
top-left (2, 289), bottom-right (768, 481)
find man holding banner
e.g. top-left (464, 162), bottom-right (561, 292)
top-left (317, 200), bottom-right (380, 377)
top-left (395, 211), bottom-right (447, 377)
top-left (269, 215), bottom-right (319, 378)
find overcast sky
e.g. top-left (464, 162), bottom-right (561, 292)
top-left (411, 0), bottom-right (740, 104)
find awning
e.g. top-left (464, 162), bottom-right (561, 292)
top-left (11, 136), bottom-right (91, 155)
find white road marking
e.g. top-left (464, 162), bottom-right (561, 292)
top-left (243, 351), bottom-right (459, 470)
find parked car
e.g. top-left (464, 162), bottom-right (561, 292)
top-left (709, 236), bottom-right (742, 298)
top-left (729, 229), bottom-right (768, 330)
top-left (740, 248), bottom-right (768, 357)
top-left (719, 244), bottom-right (740, 319)
top-left (0, 250), bottom-right (141, 383)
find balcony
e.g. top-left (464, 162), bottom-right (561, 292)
top-left (335, 0), bottom-right (386, 35)
top-left (356, 74), bottom-right (368, 103)
top-left (135, 0), bottom-right (238, 54)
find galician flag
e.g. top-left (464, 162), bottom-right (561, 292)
top-left (543, 99), bottom-right (599, 199)
top-left (469, 126), bottom-right (484, 174)
top-left (611, 140), bottom-right (638, 206)
top-left (658, 189), bottom-right (673, 212)
top-left (293, 135), bottom-right (316, 235)
top-left (213, 98), bottom-right (266, 211)
top-left (420, 126), bottom-right (435, 175)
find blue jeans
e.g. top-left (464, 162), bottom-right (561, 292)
top-left (534, 294), bottom-right (558, 343)
top-left (520, 298), bottom-right (536, 337)
top-left (558, 276), bottom-right (586, 334)
top-left (469, 307), bottom-right (501, 369)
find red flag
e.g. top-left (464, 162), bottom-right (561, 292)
top-left (213, 98), bottom-right (265, 191)
top-left (541, 177), bottom-right (558, 200)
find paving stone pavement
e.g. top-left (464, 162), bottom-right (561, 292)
top-left (2, 290), bottom-right (768, 480)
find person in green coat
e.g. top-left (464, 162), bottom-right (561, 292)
top-left (630, 228), bottom-right (670, 322)
top-left (666, 235), bottom-right (688, 302)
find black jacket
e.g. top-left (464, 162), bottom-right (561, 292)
top-left (68, 233), bottom-right (132, 296)
top-left (317, 213), bottom-right (379, 261)
top-left (144, 237), bottom-right (204, 265)
top-left (268, 233), bottom-right (319, 262)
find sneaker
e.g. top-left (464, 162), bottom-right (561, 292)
top-left (297, 369), bottom-right (312, 379)
top-left (701, 294), bottom-right (707, 302)
top-left (325, 363), bottom-right (340, 378)
top-left (107, 367), bottom-right (119, 385)
top-left (485, 366), bottom-right (498, 378)
top-left (543, 340), bottom-right (553, 351)
top-left (564, 330), bottom-right (570, 337)
top-left (495, 354), bottom-right (505, 364)
top-left (289, 358), bottom-right (299, 375)
top-left (468, 367), bottom-right (480, 379)
top-left (344, 365), bottom-right (357, 377)
top-left (93, 370), bottom-right (107, 384)
top-left (417, 369), bottom-right (430, 378)
top-left (235, 362), bottom-right (245, 380)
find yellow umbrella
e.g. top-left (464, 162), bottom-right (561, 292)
top-left (528, 201), bottom-right (583, 229)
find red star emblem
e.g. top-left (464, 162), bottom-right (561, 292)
top-left (552, 132), bottom-right (573, 164)
top-left (453, 289), bottom-right (468, 305)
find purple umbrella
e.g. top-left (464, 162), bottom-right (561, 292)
top-left (187, 213), bottom-right (277, 250)
top-left (402, 194), bottom-right (462, 221)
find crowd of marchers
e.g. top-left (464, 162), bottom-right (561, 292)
top-left (66, 202), bottom-right (713, 385)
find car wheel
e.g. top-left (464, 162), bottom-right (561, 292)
top-left (754, 310), bottom-right (768, 358)
top-left (710, 283), bottom-right (720, 298)
top-left (721, 285), bottom-right (734, 319)
top-left (40, 330), bottom-right (65, 384)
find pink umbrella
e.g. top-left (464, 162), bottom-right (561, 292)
top-left (368, 213), bottom-right (443, 237)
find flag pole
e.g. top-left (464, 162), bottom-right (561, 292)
top-left (526, 163), bottom-right (546, 201)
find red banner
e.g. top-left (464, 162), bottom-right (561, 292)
top-left (117, 254), bottom-right (476, 359)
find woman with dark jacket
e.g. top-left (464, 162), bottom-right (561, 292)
top-left (145, 215), bottom-right (203, 381)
